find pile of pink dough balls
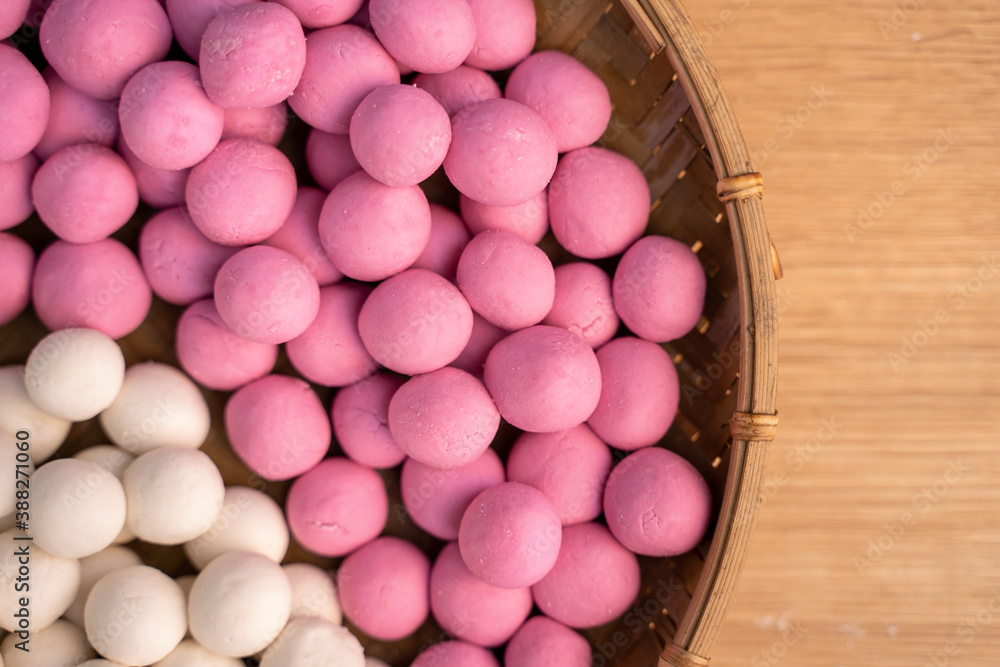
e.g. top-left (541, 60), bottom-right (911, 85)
top-left (0, 0), bottom-right (717, 663)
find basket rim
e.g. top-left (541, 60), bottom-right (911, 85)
top-left (620, 1), bottom-right (780, 665)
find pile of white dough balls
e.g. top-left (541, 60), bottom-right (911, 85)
top-left (0, 327), bottom-right (363, 666)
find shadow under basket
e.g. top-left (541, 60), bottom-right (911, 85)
top-left (0, 1), bottom-right (778, 666)
top-left (533, 1), bottom-right (780, 665)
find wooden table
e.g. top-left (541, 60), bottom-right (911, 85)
top-left (679, 0), bottom-right (1000, 664)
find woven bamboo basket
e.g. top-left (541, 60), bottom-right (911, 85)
top-left (0, 0), bottom-right (778, 665)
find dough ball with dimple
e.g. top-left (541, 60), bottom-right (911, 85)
top-left (186, 138), bottom-right (297, 246)
top-left (262, 187), bottom-right (343, 286)
top-left (290, 24), bottom-right (400, 134)
top-left (350, 85), bottom-right (451, 187)
top-left (32, 143), bottom-right (139, 244)
top-left (483, 325), bottom-right (601, 433)
top-left (0, 366), bottom-right (71, 464)
top-left (306, 129), bottom-right (361, 191)
top-left (401, 448), bottom-right (505, 541)
top-left (506, 424), bottom-right (612, 526)
top-left (1, 619), bottom-right (95, 666)
top-left (319, 171), bottom-right (431, 281)
top-left (412, 641), bottom-right (500, 667)
top-left (24, 327), bottom-right (125, 422)
top-left (271, 0), bottom-right (364, 28)
top-left (165, 0), bottom-right (263, 62)
top-left (504, 615), bottom-right (592, 667)
top-left (463, 0), bottom-right (535, 71)
top-left (285, 457), bottom-right (388, 557)
top-left (445, 99), bottom-right (557, 207)
top-left (0, 529), bottom-right (79, 633)
top-left (184, 486), bottom-right (289, 570)
top-left (588, 336), bottom-right (679, 450)
top-left (214, 245), bottom-right (321, 345)
top-left (225, 374), bottom-right (331, 481)
top-left (259, 616), bottom-right (365, 667)
top-left (85, 565), bottom-right (186, 664)
top-left (151, 639), bottom-right (244, 667)
top-left (505, 50), bottom-right (612, 153)
top-left (358, 268), bottom-right (473, 375)
top-left (189, 551), bottom-right (292, 657)
top-left (337, 536), bottom-right (430, 641)
top-left (175, 298), bottom-right (278, 392)
top-left (221, 102), bottom-right (288, 146)
top-left (62, 544), bottom-right (142, 628)
top-left (29, 458), bottom-right (126, 559)
top-left (429, 541), bottom-right (531, 647)
top-left (457, 230), bottom-right (555, 331)
top-left (36, 66), bottom-right (119, 161)
top-left (40, 0), bottom-right (172, 100)
top-left (0, 233), bottom-right (33, 328)
top-left (0, 44), bottom-right (48, 163)
top-left (613, 235), bottom-right (706, 342)
top-left (370, 0), bottom-right (475, 74)
top-left (283, 562), bottom-right (342, 624)
top-left (411, 203), bottom-right (472, 282)
top-left (459, 189), bottom-right (549, 244)
top-left (0, 154), bottom-right (39, 231)
top-left (603, 446), bottom-right (712, 557)
top-left (119, 61), bottom-right (224, 170)
top-left (286, 283), bottom-right (377, 388)
top-left (413, 66), bottom-right (502, 117)
top-left (31, 238), bottom-right (152, 339)
top-left (548, 147), bottom-right (650, 259)
top-left (200, 3), bottom-right (307, 109)
top-left (139, 207), bottom-right (239, 307)
top-left (531, 522), bottom-right (640, 628)
top-left (459, 482), bottom-right (561, 589)
top-left (331, 373), bottom-right (407, 470)
top-left (100, 362), bottom-right (211, 454)
top-left (117, 135), bottom-right (190, 209)
top-left (542, 262), bottom-right (619, 348)
top-left (123, 447), bottom-right (225, 545)
top-left (389, 367), bottom-right (499, 470)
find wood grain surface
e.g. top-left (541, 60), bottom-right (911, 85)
top-left (677, 1), bottom-right (1000, 665)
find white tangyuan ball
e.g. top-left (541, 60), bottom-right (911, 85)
top-left (0, 529), bottom-right (80, 632)
top-left (63, 545), bottom-right (143, 628)
top-left (73, 445), bottom-right (138, 544)
top-left (366, 659), bottom-right (392, 667)
top-left (84, 565), bottom-right (187, 666)
top-left (0, 431), bottom-right (33, 517)
top-left (78, 661), bottom-right (129, 666)
top-left (188, 551), bottom-right (292, 658)
top-left (123, 447), bottom-right (225, 545)
top-left (259, 616), bottom-right (365, 667)
top-left (283, 562), bottom-right (343, 625)
top-left (0, 618), bottom-right (95, 665)
top-left (0, 366), bottom-right (71, 463)
top-left (23, 328), bottom-right (125, 421)
top-left (29, 458), bottom-right (127, 559)
top-left (99, 362), bottom-right (211, 454)
top-left (183, 486), bottom-right (289, 570)
top-left (151, 639), bottom-right (244, 667)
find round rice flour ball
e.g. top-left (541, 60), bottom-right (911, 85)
top-left (85, 565), bottom-right (186, 665)
top-left (188, 551), bottom-right (292, 657)
top-left (24, 328), bottom-right (125, 422)
top-left (29, 458), bottom-right (126, 559)
top-left (123, 447), bottom-right (225, 545)
top-left (0, 529), bottom-right (79, 633)
top-left (99, 361), bottom-right (212, 454)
